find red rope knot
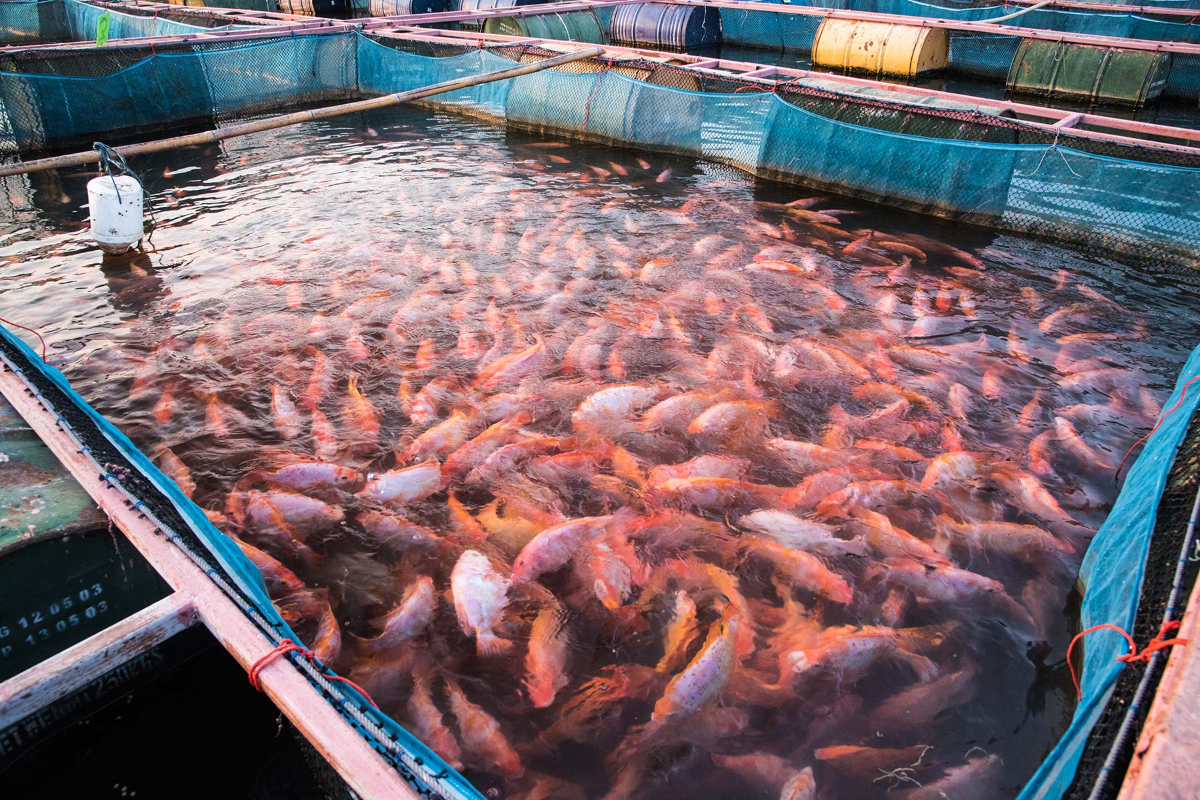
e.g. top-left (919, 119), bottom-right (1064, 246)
top-left (1116, 620), bottom-right (1187, 665)
top-left (248, 638), bottom-right (312, 691)
top-left (1066, 620), bottom-right (1189, 701)
top-left (247, 637), bottom-right (380, 710)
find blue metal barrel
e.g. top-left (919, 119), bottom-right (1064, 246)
top-left (609, 2), bottom-right (721, 50)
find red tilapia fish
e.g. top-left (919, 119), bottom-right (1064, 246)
top-left (110, 141), bottom-right (1170, 800)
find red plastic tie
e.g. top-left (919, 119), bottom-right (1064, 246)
top-left (1116, 375), bottom-right (1200, 484)
top-left (1066, 621), bottom-right (1188, 701)
top-left (0, 316), bottom-right (48, 361)
top-left (248, 638), bottom-right (380, 709)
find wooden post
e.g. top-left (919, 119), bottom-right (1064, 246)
top-left (0, 593), bottom-right (197, 729)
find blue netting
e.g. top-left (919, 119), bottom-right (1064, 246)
top-left (1165, 52), bottom-right (1200, 101)
top-left (1018, 344), bottom-right (1200, 799)
top-left (0, 322), bottom-right (487, 800)
top-left (358, 37), bottom-right (513, 118)
top-left (0, 0), bottom-right (70, 44)
top-left (356, 40), bottom-right (1200, 264)
top-left (2, 31), bottom-right (1198, 267)
top-left (64, 0), bottom-right (256, 41)
top-left (717, 6), bottom-right (822, 53)
top-left (0, 33), bottom-right (357, 150)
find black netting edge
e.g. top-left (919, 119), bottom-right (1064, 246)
top-left (1065, 403), bottom-right (1200, 800)
top-left (0, 334), bottom-right (449, 800)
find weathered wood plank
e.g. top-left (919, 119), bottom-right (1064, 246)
top-left (0, 593), bottom-right (197, 728)
top-left (0, 364), bottom-right (424, 800)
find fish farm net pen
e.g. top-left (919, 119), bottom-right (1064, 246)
top-left (0, 326), bottom-right (482, 800)
top-left (1063, 402), bottom-right (1200, 800)
top-left (0, 44), bottom-right (604, 178)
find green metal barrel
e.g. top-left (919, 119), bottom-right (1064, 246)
top-left (482, 10), bottom-right (606, 44)
top-left (1006, 40), bottom-right (1173, 107)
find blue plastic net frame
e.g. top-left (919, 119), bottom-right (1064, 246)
top-left (0, 322), bottom-right (485, 800)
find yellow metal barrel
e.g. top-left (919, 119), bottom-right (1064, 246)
top-left (811, 18), bottom-right (948, 78)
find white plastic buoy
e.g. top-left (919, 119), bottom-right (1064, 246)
top-left (87, 175), bottom-right (143, 254)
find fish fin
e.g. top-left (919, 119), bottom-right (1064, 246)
top-left (477, 631), bottom-right (514, 657)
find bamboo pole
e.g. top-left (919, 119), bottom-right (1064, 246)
top-left (0, 46), bottom-right (604, 178)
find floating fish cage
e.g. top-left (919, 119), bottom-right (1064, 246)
top-left (0, 0), bottom-right (320, 45)
top-left (0, 25), bottom-right (1198, 261)
top-left (767, 0), bottom-right (1200, 40)
top-left (385, 0), bottom-right (1200, 109)
top-left (2, 7), bottom-right (1200, 800)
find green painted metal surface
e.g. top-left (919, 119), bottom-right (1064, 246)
top-left (1006, 40), bottom-right (1173, 107)
top-left (0, 394), bottom-right (169, 682)
top-left (0, 530), bottom-right (170, 681)
top-left (483, 10), bottom-right (606, 44)
top-left (0, 395), bottom-right (106, 554)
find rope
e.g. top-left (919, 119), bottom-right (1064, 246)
top-left (248, 638), bottom-right (380, 709)
top-left (1066, 621), bottom-right (1188, 701)
top-left (1026, 127), bottom-right (1082, 178)
top-left (1116, 374), bottom-right (1200, 485)
top-left (93, 140), bottom-right (157, 245)
top-left (978, 0), bottom-right (1056, 24)
top-left (0, 316), bottom-right (47, 361)
top-left (579, 63), bottom-right (612, 131)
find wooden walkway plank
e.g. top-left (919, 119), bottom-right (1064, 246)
top-left (0, 593), bottom-right (197, 729)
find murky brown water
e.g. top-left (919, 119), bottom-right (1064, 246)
top-left (2, 105), bottom-right (1198, 800)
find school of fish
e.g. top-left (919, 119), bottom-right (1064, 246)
top-left (83, 134), bottom-right (1173, 800)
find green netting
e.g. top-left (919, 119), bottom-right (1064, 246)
top-left (0, 0), bottom-right (70, 44)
